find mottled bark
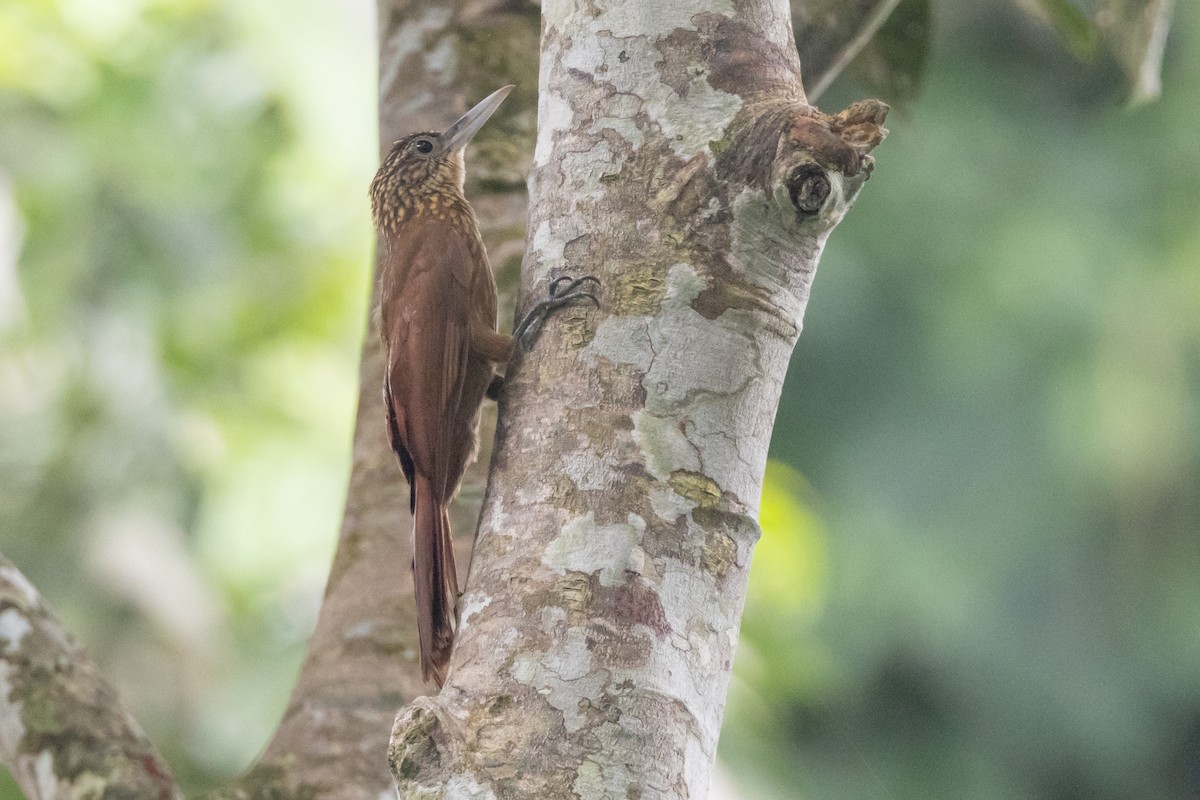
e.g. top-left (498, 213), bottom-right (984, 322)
top-left (389, 0), bottom-right (886, 798)
top-left (0, 556), bottom-right (182, 800)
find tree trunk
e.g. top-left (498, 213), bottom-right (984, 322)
top-left (245, 1), bottom-right (542, 797)
top-left (388, 0), bottom-right (885, 797)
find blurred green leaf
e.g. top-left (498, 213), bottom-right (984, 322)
top-left (1018, 0), bottom-right (1175, 102)
top-left (1098, 0), bottom-right (1174, 103)
top-left (1025, 0), bottom-right (1101, 59)
top-left (754, 460), bottom-right (827, 617)
top-left (796, 0), bottom-right (905, 100)
top-left (0, 0), bottom-right (371, 792)
top-left (850, 0), bottom-right (932, 108)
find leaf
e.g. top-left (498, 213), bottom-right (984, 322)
top-left (1025, 0), bottom-right (1101, 59)
top-left (794, 0), bottom-right (883, 81)
top-left (1097, 0), bottom-right (1174, 104)
top-left (849, 0), bottom-right (932, 109)
top-left (752, 461), bottom-right (827, 619)
top-left (796, 0), bottom-right (905, 101)
top-left (1020, 0), bottom-right (1175, 104)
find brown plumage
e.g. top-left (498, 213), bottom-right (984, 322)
top-left (369, 87), bottom-right (517, 686)
top-left (364, 87), bottom-right (516, 690)
top-left (371, 87), bottom-right (599, 686)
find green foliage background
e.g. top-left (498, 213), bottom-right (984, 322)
top-left (1, 0), bottom-right (1198, 798)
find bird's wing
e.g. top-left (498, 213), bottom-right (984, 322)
top-left (380, 217), bottom-right (474, 501)
top-left (383, 370), bottom-right (416, 512)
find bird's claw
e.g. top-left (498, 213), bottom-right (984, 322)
top-left (548, 275), bottom-right (601, 298)
top-left (514, 275), bottom-right (601, 351)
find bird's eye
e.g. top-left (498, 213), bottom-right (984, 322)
top-left (414, 138), bottom-right (434, 154)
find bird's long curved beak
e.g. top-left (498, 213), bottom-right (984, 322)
top-left (442, 85), bottom-right (514, 153)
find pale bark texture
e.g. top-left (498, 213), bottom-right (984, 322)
top-left (388, 0), bottom-right (886, 798)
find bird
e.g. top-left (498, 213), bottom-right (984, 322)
top-left (369, 85), bottom-right (597, 686)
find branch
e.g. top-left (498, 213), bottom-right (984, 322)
top-left (0, 555), bottom-right (182, 800)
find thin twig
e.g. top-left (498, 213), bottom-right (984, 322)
top-left (807, 0), bottom-right (905, 102)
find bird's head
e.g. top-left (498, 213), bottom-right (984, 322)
top-left (371, 85), bottom-right (513, 229)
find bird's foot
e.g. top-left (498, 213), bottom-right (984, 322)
top-left (513, 275), bottom-right (601, 351)
top-left (485, 373), bottom-right (505, 401)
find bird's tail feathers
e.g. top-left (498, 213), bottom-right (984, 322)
top-left (412, 474), bottom-right (458, 687)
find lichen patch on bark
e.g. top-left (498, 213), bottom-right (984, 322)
top-left (543, 513), bottom-right (648, 587)
top-left (0, 609), bottom-right (31, 654)
top-left (669, 471), bottom-right (723, 509)
top-left (0, 662), bottom-right (24, 754)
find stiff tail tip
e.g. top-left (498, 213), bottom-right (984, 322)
top-left (413, 476), bottom-right (459, 687)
